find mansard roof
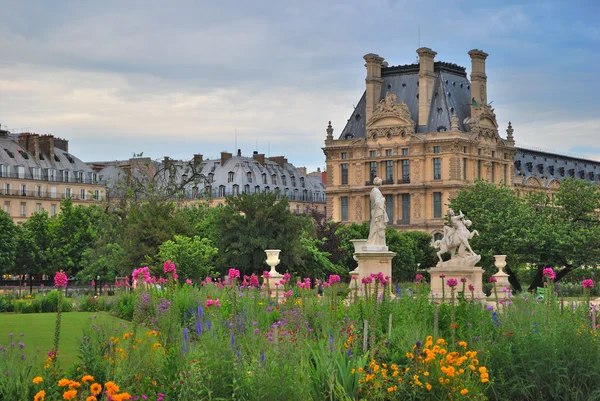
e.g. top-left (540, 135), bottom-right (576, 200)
top-left (339, 62), bottom-right (472, 140)
top-left (514, 147), bottom-right (600, 186)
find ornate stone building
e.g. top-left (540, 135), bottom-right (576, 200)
top-left (323, 48), bottom-right (600, 237)
top-left (93, 150), bottom-right (326, 215)
top-left (0, 125), bottom-right (105, 223)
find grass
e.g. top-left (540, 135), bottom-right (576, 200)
top-left (0, 312), bottom-right (125, 366)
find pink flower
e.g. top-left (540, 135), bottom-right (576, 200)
top-left (543, 268), bottom-right (556, 280)
top-left (582, 279), bottom-right (594, 289)
top-left (489, 276), bottom-right (497, 283)
top-left (215, 299), bottom-right (221, 307)
top-left (249, 274), bottom-right (259, 287)
top-left (460, 277), bottom-right (467, 283)
top-left (446, 278), bottom-right (458, 288)
top-left (54, 271), bottom-right (68, 288)
top-left (163, 260), bottom-right (176, 274)
top-left (206, 299), bottom-right (214, 307)
top-left (439, 274), bottom-right (446, 279)
top-left (185, 279), bottom-right (193, 285)
top-left (262, 271), bottom-right (271, 279)
top-left (361, 276), bottom-right (373, 285)
top-left (91, 280), bottom-right (95, 287)
top-left (228, 268), bottom-right (240, 281)
top-left (468, 284), bottom-right (475, 292)
top-left (283, 273), bottom-right (291, 283)
top-left (158, 278), bottom-right (168, 284)
top-left (328, 275), bottom-right (341, 285)
top-left (415, 274), bottom-right (423, 283)
top-left (205, 277), bottom-right (212, 284)
top-left (172, 273), bottom-right (179, 281)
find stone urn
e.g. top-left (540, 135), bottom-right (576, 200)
top-left (265, 249), bottom-right (281, 276)
top-left (494, 255), bottom-right (507, 274)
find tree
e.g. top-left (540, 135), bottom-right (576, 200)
top-left (0, 210), bottom-right (18, 276)
top-left (158, 235), bottom-right (219, 282)
top-left (14, 211), bottom-right (51, 277)
top-left (215, 193), bottom-right (309, 276)
top-left (47, 199), bottom-right (107, 277)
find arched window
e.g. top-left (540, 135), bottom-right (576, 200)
top-left (262, 173), bottom-right (267, 184)
top-left (232, 184), bottom-right (239, 196)
top-left (218, 185), bottom-right (226, 197)
top-left (228, 172), bottom-right (234, 183)
top-left (300, 177), bottom-right (305, 188)
top-left (246, 172), bottom-right (252, 182)
top-left (244, 184), bottom-right (250, 194)
top-left (281, 175), bottom-right (287, 185)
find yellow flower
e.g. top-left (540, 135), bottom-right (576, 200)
top-left (68, 381), bottom-right (81, 389)
top-left (469, 364), bottom-right (476, 371)
top-left (152, 342), bottom-right (162, 350)
top-left (90, 383), bottom-right (102, 395)
top-left (387, 386), bottom-right (397, 392)
top-left (351, 369), bottom-right (355, 374)
top-left (479, 366), bottom-right (487, 374)
top-left (423, 371), bottom-right (430, 376)
top-left (426, 383), bottom-right (432, 391)
top-left (32, 376), bottom-right (44, 384)
top-left (436, 338), bottom-right (446, 345)
top-left (34, 390), bottom-right (46, 401)
top-left (82, 375), bottom-right (94, 383)
top-left (461, 388), bottom-right (469, 395)
top-left (86, 397), bottom-right (97, 401)
top-left (458, 341), bottom-right (467, 348)
top-left (63, 390), bottom-right (77, 400)
top-left (58, 378), bottom-right (70, 387)
top-left (112, 393), bottom-right (132, 401)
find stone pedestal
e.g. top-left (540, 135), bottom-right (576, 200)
top-left (429, 264), bottom-right (486, 302)
top-left (492, 255), bottom-right (511, 302)
top-left (264, 249), bottom-right (284, 301)
top-left (352, 251), bottom-right (396, 298)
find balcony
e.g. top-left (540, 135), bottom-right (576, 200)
top-left (0, 171), bottom-right (105, 185)
top-left (0, 189), bottom-right (102, 201)
top-left (382, 178), bottom-right (394, 185)
top-left (398, 177), bottom-right (411, 184)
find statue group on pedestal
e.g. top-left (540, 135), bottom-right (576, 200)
top-left (434, 209), bottom-right (479, 263)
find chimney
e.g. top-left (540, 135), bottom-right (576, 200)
top-left (53, 137), bottom-right (69, 152)
top-left (237, 149), bottom-right (242, 157)
top-left (18, 133), bottom-right (41, 160)
top-left (506, 122), bottom-right (515, 146)
top-left (364, 53), bottom-right (385, 122)
top-left (269, 156), bottom-right (286, 169)
top-left (252, 152), bottom-right (265, 166)
top-left (468, 49), bottom-right (488, 107)
top-left (221, 151), bottom-right (232, 165)
top-left (298, 167), bottom-right (307, 175)
top-left (39, 135), bottom-right (55, 162)
top-left (416, 47), bottom-right (437, 128)
top-left (163, 156), bottom-right (171, 169)
top-left (193, 154), bottom-right (203, 165)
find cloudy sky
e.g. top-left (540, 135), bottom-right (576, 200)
top-left (0, 0), bottom-right (599, 170)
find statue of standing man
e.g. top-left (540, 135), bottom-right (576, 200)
top-left (366, 177), bottom-right (388, 248)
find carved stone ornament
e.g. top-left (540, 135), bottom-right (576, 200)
top-left (414, 193), bottom-right (421, 219)
top-left (370, 92), bottom-right (414, 124)
top-left (355, 163), bottom-right (362, 185)
top-left (412, 159), bottom-right (421, 181)
top-left (451, 112), bottom-right (460, 131)
top-left (355, 197), bottom-right (362, 220)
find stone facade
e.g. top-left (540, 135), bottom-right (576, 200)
top-left (323, 48), bottom-right (600, 237)
top-left (0, 126), bottom-right (105, 223)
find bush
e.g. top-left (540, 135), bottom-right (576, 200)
top-left (79, 295), bottom-right (100, 312)
top-left (116, 292), bottom-right (135, 321)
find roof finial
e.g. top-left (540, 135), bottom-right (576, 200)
top-left (451, 111), bottom-right (460, 131)
top-left (506, 121), bottom-right (515, 145)
top-left (326, 121), bottom-right (334, 140)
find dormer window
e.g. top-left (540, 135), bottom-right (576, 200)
top-left (208, 173), bottom-right (214, 183)
top-left (244, 184), bottom-right (250, 194)
top-left (19, 150), bottom-right (29, 160)
top-left (271, 174), bottom-right (277, 185)
top-left (228, 171), bottom-right (234, 183)
top-left (63, 170), bottom-right (69, 182)
top-left (281, 175), bottom-right (287, 185)
top-left (300, 177), bottom-right (305, 188)
top-left (262, 173), bottom-right (267, 184)
top-left (254, 185), bottom-right (260, 194)
top-left (218, 185), bottom-right (226, 197)
top-left (233, 184), bottom-right (239, 196)
top-left (66, 154), bottom-right (75, 164)
top-left (291, 176), bottom-right (296, 186)
top-left (246, 172), bottom-right (252, 183)
top-left (54, 154), bottom-right (60, 162)
top-left (4, 149), bottom-right (14, 158)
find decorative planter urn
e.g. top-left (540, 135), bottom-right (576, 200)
top-left (265, 249), bottom-right (281, 276)
top-left (494, 255), bottom-right (507, 274)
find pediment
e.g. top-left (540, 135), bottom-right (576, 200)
top-left (367, 91), bottom-right (415, 128)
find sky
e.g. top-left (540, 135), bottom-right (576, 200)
top-left (0, 0), bottom-right (599, 171)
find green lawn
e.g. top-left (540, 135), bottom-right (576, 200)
top-left (0, 312), bottom-right (125, 366)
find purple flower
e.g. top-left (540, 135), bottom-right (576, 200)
top-left (8, 334), bottom-right (13, 338)
top-left (18, 342), bottom-right (25, 349)
top-left (20, 354), bottom-right (26, 360)
top-left (460, 277), bottom-right (467, 283)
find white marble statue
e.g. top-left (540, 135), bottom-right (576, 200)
top-left (433, 208), bottom-right (479, 264)
top-left (366, 177), bottom-right (388, 247)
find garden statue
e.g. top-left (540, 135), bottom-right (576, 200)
top-left (433, 208), bottom-right (480, 266)
top-left (366, 177), bottom-right (388, 249)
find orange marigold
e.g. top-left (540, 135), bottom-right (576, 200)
top-left (105, 381), bottom-right (120, 395)
top-left (68, 381), bottom-right (81, 389)
top-left (86, 397), bottom-right (97, 401)
top-left (32, 376), bottom-right (43, 384)
top-left (63, 390), bottom-right (77, 400)
top-left (82, 375), bottom-right (94, 383)
top-left (90, 383), bottom-right (102, 395)
top-left (461, 388), bottom-right (469, 395)
top-left (34, 390), bottom-right (46, 401)
top-left (58, 378), bottom-right (70, 387)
